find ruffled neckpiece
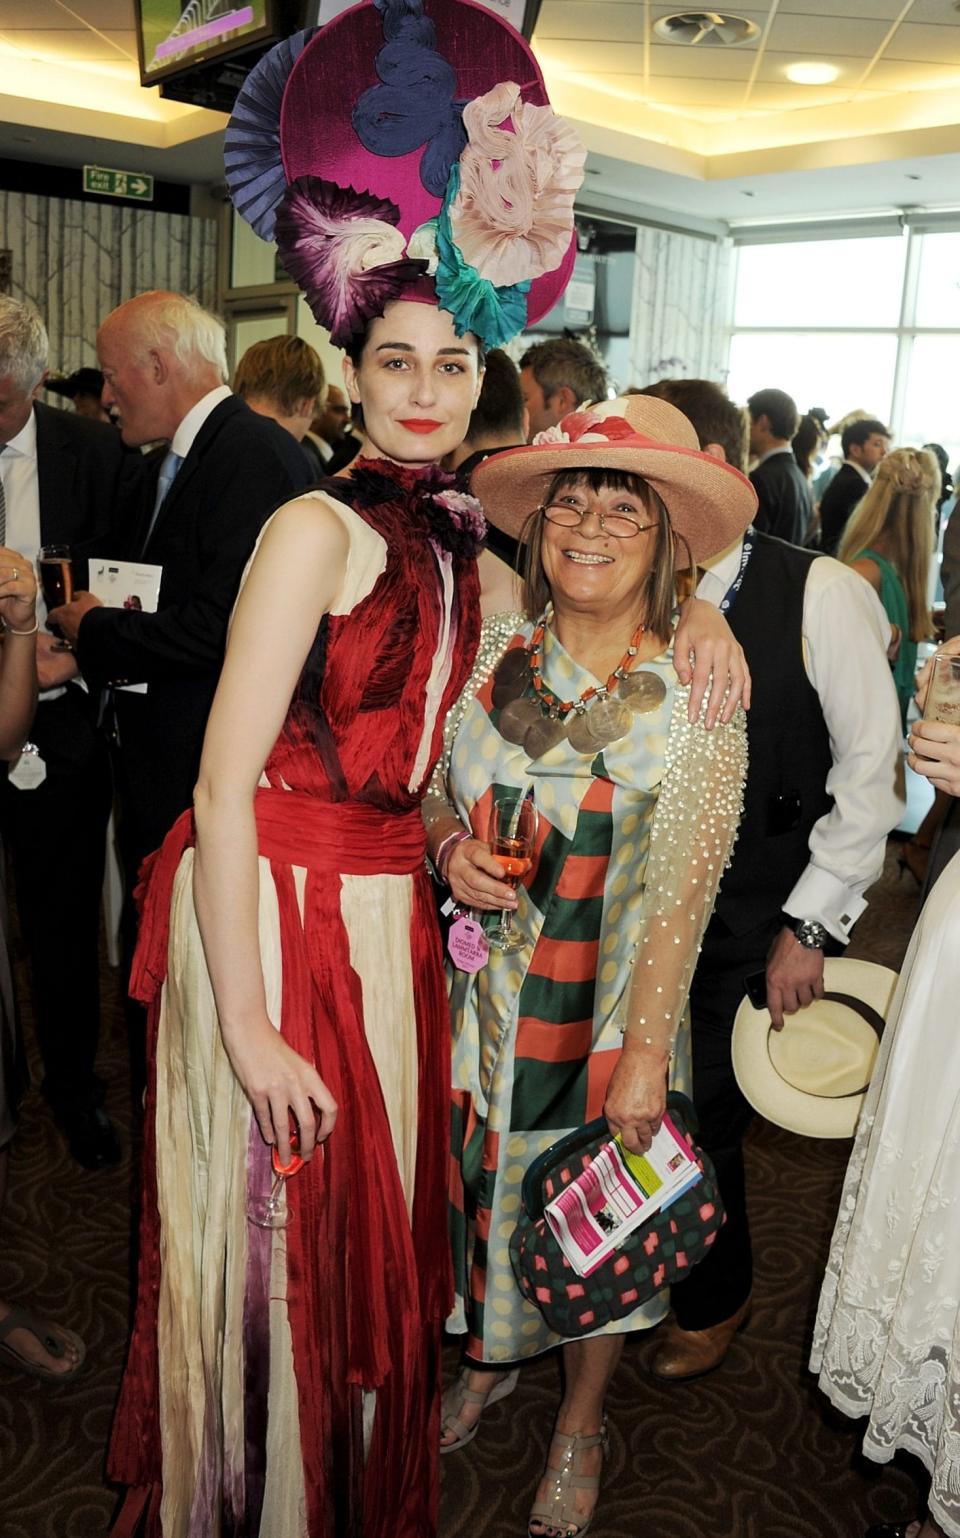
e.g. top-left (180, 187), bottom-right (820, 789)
top-left (339, 457), bottom-right (487, 558)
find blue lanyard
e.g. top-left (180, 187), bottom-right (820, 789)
top-left (718, 527), bottom-right (755, 614)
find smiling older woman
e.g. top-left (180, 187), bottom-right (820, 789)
top-left (424, 396), bottom-right (757, 1538)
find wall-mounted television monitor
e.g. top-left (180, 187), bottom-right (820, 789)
top-left (135, 0), bottom-right (280, 88)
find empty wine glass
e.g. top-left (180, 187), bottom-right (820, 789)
top-left (487, 794), bottom-right (536, 953)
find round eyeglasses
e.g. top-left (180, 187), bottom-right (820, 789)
top-left (539, 502), bottom-right (658, 539)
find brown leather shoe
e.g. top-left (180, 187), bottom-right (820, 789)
top-left (649, 1297), bottom-right (752, 1381)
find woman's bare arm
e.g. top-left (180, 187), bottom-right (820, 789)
top-left (0, 553), bottom-right (38, 759)
top-left (192, 497), bottom-right (348, 1165)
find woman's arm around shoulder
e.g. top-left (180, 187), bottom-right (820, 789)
top-left (193, 494), bottom-right (349, 1165)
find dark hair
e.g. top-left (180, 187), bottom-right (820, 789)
top-left (234, 334), bottom-right (325, 415)
top-left (923, 442), bottom-right (953, 510)
top-left (841, 417), bottom-right (890, 455)
top-left (465, 348), bottom-right (525, 445)
top-left (520, 467), bottom-right (678, 641)
top-left (792, 413), bottom-right (825, 480)
top-left (345, 319), bottom-right (486, 370)
top-left (519, 337), bottom-right (607, 408)
top-left (343, 313), bottom-right (485, 431)
top-left (747, 387), bottom-right (799, 442)
top-left (637, 379), bottom-right (748, 473)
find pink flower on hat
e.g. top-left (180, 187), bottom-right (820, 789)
top-left (533, 410), bottom-right (637, 448)
top-left (449, 82), bottom-right (585, 289)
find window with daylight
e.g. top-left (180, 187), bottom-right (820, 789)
top-left (725, 223), bottom-right (960, 479)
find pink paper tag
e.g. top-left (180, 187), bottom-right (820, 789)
top-left (448, 915), bottom-right (490, 973)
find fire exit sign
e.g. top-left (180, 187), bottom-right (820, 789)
top-left (83, 165), bottom-right (154, 202)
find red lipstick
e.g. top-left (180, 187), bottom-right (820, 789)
top-left (399, 419), bottom-right (443, 434)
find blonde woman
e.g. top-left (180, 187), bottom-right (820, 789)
top-left (839, 447), bottom-right (938, 730)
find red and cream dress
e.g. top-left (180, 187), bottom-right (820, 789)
top-left (108, 462), bottom-right (481, 1538)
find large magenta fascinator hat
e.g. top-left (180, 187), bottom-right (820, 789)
top-left (225, 0), bottom-right (585, 349)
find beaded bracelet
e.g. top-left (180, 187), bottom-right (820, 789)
top-left (436, 828), bottom-right (472, 884)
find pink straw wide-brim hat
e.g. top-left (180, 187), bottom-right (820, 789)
top-left (470, 395), bottom-right (758, 567)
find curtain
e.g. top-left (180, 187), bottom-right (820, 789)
top-left (629, 224), bottom-right (733, 387)
top-left (0, 191), bottom-right (219, 372)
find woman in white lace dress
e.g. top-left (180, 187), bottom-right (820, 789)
top-left (811, 642), bottom-right (960, 1538)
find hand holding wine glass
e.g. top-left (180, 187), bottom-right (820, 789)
top-left (487, 793), bottom-right (536, 954)
top-left (0, 548), bottom-right (38, 635)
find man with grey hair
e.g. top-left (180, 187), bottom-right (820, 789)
top-left (518, 336), bottom-right (608, 439)
top-left (49, 292), bottom-right (310, 1086)
top-left (0, 295), bottom-right (140, 1167)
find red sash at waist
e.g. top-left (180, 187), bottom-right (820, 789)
top-left (253, 786), bottom-right (426, 875)
top-left (130, 794), bottom-right (426, 1007)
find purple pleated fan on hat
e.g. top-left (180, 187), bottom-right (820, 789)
top-left (224, 27), bottom-right (317, 243)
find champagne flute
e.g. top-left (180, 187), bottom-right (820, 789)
top-left (487, 794), bottom-right (536, 954)
top-left (247, 1128), bottom-right (305, 1230)
top-left (38, 543), bottom-right (73, 639)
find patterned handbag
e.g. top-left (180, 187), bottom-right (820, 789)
top-left (508, 1093), bottom-right (725, 1338)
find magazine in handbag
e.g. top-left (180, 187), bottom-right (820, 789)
top-left (544, 1114), bottom-right (702, 1277)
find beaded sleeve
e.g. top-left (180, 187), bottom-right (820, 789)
top-left (621, 689), bottom-right (748, 1053)
top-left (422, 610), bottom-right (523, 831)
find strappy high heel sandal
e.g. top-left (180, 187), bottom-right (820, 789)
top-left (528, 1418), bottom-right (609, 1538)
top-left (440, 1367), bottom-right (520, 1454)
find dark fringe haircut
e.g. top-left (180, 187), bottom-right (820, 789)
top-left (520, 467), bottom-right (684, 640)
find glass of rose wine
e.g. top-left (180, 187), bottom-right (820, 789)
top-left (487, 794), bottom-right (536, 954)
top-left (247, 1128), bottom-right (305, 1230)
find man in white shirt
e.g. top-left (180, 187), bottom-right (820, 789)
top-left (641, 378), bottom-right (904, 1379)
top-left (0, 298), bottom-right (141, 1168)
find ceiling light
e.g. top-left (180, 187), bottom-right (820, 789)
top-left (784, 61), bottom-right (841, 85)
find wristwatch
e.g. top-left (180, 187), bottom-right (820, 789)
top-left (780, 913), bottom-right (829, 950)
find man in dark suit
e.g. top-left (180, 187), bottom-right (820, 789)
top-left (747, 387), bottom-right (813, 545)
top-left (49, 293), bottom-right (311, 1087)
top-left (0, 297), bottom-right (143, 1167)
top-left (818, 417), bottom-right (890, 556)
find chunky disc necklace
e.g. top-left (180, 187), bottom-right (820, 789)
top-left (492, 609), bottom-right (668, 759)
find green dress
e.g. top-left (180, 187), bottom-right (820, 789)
top-left (854, 548), bottom-right (914, 730)
top-left (439, 617), bottom-right (748, 1364)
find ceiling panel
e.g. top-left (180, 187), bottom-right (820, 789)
top-left (864, 55), bottom-right (960, 87)
top-left (535, 1), bottom-right (645, 42)
top-left (8, 28), bottom-right (135, 59)
top-left (765, 12), bottom-right (892, 54)
top-left (538, 38), bottom-right (649, 72)
top-left (642, 77), bottom-right (758, 103)
top-left (66, 0), bottom-right (139, 24)
top-left (0, 0), bottom-right (70, 27)
top-left (902, 0), bottom-right (960, 19)
top-left (647, 41), bottom-right (760, 75)
top-left (883, 21), bottom-right (960, 60)
top-left (775, 0), bottom-right (911, 15)
top-left (747, 82), bottom-right (860, 106)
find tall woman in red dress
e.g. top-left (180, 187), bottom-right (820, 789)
top-left (106, 3), bottom-right (585, 1535)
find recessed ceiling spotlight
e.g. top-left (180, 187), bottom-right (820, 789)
top-left (784, 61), bottom-right (841, 85)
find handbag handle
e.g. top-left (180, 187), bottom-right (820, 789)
top-left (519, 1091), bottom-right (700, 1222)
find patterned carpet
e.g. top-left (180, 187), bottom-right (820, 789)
top-left (0, 841), bottom-right (928, 1538)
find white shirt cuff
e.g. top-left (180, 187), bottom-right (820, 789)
top-left (782, 864), bottom-right (867, 943)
